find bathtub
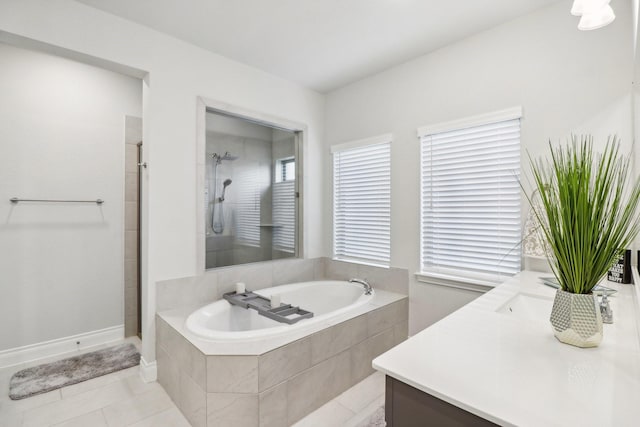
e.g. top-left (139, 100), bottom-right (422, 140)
top-left (185, 280), bottom-right (373, 341)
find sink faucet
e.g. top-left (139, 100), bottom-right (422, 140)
top-left (349, 278), bottom-right (372, 295)
top-left (600, 293), bottom-right (613, 324)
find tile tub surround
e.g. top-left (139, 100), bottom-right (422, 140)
top-left (156, 297), bottom-right (408, 427)
top-left (156, 257), bottom-right (408, 312)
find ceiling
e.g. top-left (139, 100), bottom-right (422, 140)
top-left (77, 0), bottom-right (560, 93)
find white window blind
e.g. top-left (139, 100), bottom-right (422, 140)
top-left (272, 180), bottom-right (295, 253)
top-left (420, 117), bottom-right (521, 280)
top-left (333, 140), bottom-right (391, 266)
top-left (234, 169), bottom-right (261, 247)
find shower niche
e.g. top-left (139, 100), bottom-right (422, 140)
top-left (205, 110), bottom-right (300, 269)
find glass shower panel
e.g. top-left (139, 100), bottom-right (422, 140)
top-left (205, 111), bottom-right (297, 269)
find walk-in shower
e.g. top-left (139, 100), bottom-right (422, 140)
top-left (210, 152), bottom-right (236, 234)
top-left (204, 109), bottom-right (300, 269)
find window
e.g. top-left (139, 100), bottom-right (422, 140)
top-left (273, 158), bottom-right (296, 253)
top-left (419, 109), bottom-right (522, 283)
top-left (332, 135), bottom-right (391, 267)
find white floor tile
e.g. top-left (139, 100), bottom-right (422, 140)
top-left (344, 394), bottom-right (385, 427)
top-left (61, 367), bottom-right (139, 398)
top-left (336, 372), bottom-right (385, 413)
top-left (128, 407), bottom-right (191, 427)
top-left (292, 401), bottom-right (355, 427)
top-left (0, 389), bottom-right (62, 413)
top-left (22, 378), bottom-right (134, 427)
top-left (102, 387), bottom-right (173, 427)
top-left (52, 409), bottom-right (108, 427)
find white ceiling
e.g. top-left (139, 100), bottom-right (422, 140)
top-left (77, 0), bottom-right (560, 93)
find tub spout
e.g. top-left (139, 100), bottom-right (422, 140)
top-left (349, 278), bottom-right (372, 295)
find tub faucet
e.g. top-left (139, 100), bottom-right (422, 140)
top-left (349, 278), bottom-right (372, 295)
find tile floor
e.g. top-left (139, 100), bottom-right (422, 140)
top-left (0, 338), bottom-right (385, 427)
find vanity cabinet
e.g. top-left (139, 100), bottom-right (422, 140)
top-left (385, 376), bottom-right (497, 427)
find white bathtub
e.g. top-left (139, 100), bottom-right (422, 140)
top-left (185, 280), bottom-right (373, 341)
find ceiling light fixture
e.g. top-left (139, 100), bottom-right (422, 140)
top-left (571, 0), bottom-right (616, 30)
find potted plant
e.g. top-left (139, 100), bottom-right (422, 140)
top-left (528, 136), bottom-right (640, 347)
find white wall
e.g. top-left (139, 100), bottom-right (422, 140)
top-left (0, 0), bottom-right (324, 365)
top-left (324, 1), bottom-right (635, 334)
top-left (0, 43), bottom-right (141, 350)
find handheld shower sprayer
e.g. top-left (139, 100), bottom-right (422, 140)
top-left (219, 179), bottom-right (232, 202)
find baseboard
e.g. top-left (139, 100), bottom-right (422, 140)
top-left (139, 356), bottom-right (157, 383)
top-left (0, 325), bottom-right (124, 368)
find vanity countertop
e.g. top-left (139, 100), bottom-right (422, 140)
top-left (373, 270), bottom-right (640, 426)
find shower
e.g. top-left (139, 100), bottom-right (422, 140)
top-left (210, 152), bottom-right (236, 234)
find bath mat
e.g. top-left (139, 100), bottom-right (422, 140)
top-left (9, 343), bottom-right (140, 400)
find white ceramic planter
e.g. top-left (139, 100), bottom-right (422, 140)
top-left (550, 289), bottom-right (603, 348)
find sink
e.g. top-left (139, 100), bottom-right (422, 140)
top-left (497, 293), bottom-right (554, 323)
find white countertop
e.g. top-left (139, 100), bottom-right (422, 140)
top-left (373, 270), bottom-right (640, 427)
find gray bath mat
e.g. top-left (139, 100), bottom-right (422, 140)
top-left (9, 343), bottom-right (140, 400)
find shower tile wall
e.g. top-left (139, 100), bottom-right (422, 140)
top-left (206, 131), bottom-right (272, 268)
top-left (124, 116), bottom-right (141, 337)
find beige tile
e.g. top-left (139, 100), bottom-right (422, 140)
top-left (323, 259), bottom-right (358, 281)
top-left (367, 299), bottom-right (408, 337)
top-left (393, 319), bottom-right (409, 345)
top-left (179, 373), bottom-right (206, 427)
top-left (22, 379), bottom-right (134, 427)
top-left (336, 372), bottom-right (385, 413)
top-left (157, 316), bottom-right (206, 389)
top-left (53, 409), bottom-right (107, 427)
top-left (128, 407), bottom-right (191, 427)
top-left (125, 145), bottom-right (139, 173)
top-left (125, 201), bottom-right (138, 231)
top-left (259, 382), bottom-right (287, 427)
top-left (356, 265), bottom-right (409, 295)
top-left (156, 274), bottom-right (217, 312)
top-left (207, 355), bottom-right (258, 393)
top-left (125, 230), bottom-right (137, 261)
top-left (125, 116), bottom-right (143, 145)
top-left (156, 347), bottom-right (179, 404)
top-left (272, 258), bottom-right (315, 286)
top-left (207, 392), bottom-right (259, 427)
top-left (125, 286), bottom-right (138, 315)
top-left (259, 338), bottom-right (311, 392)
top-left (217, 262), bottom-right (274, 297)
top-left (313, 258), bottom-right (325, 280)
top-left (125, 315), bottom-right (138, 338)
top-left (292, 401), bottom-right (355, 427)
top-left (125, 172), bottom-right (138, 201)
top-left (125, 259), bottom-right (138, 288)
top-left (60, 367), bottom-right (138, 398)
top-left (287, 350), bottom-right (352, 425)
top-left (310, 315), bottom-right (366, 365)
top-left (351, 329), bottom-right (395, 383)
top-left (102, 387), bottom-right (173, 427)
top-left (122, 373), bottom-right (165, 396)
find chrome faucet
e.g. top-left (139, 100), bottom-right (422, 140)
top-left (349, 278), bottom-right (372, 295)
top-left (600, 293), bottom-right (613, 324)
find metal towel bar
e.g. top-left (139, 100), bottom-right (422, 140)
top-left (10, 197), bottom-right (104, 205)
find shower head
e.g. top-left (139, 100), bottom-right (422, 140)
top-left (212, 152), bottom-right (238, 164)
top-left (219, 178), bottom-right (233, 202)
top-left (221, 152), bottom-right (238, 161)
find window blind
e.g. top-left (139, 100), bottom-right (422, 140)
top-left (234, 169), bottom-right (261, 247)
top-left (333, 140), bottom-right (391, 266)
top-left (420, 118), bottom-right (521, 279)
top-left (272, 180), bottom-right (295, 253)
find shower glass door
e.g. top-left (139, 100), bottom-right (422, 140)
top-left (204, 111), bottom-right (298, 269)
